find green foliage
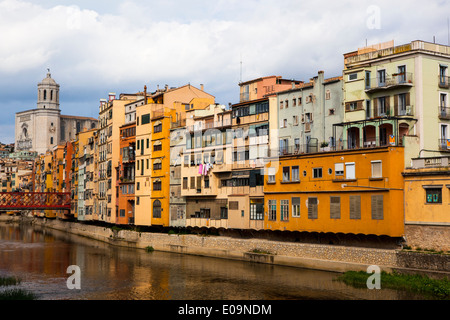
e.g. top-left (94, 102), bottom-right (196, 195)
top-left (0, 288), bottom-right (37, 300)
top-left (337, 271), bottom-right (450, 299)
top-left (145, 246), bottom-right (154, 253)
top-left (0, 276), bottom-right (21, 287)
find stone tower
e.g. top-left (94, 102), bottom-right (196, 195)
top-left (37, 69), bottom-right (60, 110)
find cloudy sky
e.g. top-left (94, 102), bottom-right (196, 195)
top-left (1, 0), bottom-right (449, 144)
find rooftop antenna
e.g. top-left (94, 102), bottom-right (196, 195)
top-left (239, 53), bottom-right (243, 83)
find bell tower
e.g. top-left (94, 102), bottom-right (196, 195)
top-left (37, 69), bottom-right (60, 109)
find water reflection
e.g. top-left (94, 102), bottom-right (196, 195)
top-left (0, 223), bottom-right (425, 300)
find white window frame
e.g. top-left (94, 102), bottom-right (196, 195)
top-left (345, 162), bottom-right (355, 180)
top-left (371, 160), bottom-right (382, 178)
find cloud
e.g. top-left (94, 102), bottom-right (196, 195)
top-left (0, 0), bottom-right (449, 144)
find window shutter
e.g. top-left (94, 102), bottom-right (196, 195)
top-left (357, 100), bottom-right (363, 110)
top-left (371, 195), bottom-right (384, 220)
top-left (406, 92), bottom-right (410, 106)
top-left (385, 96), bottom-right (390, 113)
top-left (330, 196), bottom-right (341, 219)
top-left (349, 195), bottom-right (361, 219)
top-left (308, 197), bottom-right (318, 219)
top-left (190, 177), bottom-right (195, 189)
top-left (373, 99), bottom-right (378, 117)
top-left (394, 94), bottom-right (399, 116)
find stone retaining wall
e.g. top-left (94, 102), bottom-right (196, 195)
top-left (1, 215), bottom-right (448, 276)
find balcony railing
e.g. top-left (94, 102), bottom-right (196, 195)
top-left (438, 76), bottom-right (450, 89)
top-left (438, 139), bottom-right (450, 152)
top-left (365, 72), bottom-right (413, 92)
top-left (438, 106), bottom-right (450, 120)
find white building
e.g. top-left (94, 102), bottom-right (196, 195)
top-left (15, 71), bottom-right (98, 155)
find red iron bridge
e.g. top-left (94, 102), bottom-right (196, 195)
top-left (0, 192), bottom-right (71, 211)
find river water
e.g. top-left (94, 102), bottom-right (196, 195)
top-left (0, 222), bottom-right (425, 300)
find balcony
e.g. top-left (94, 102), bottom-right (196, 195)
top-left (438, 139), bottom-right (450, 152)
top-left (438, 106), bottom-right (450, 120)
top-left (396, 105), bottom-right (413, 117)
top-left (365, 72), bottom-right (413, 93)
top-left (170, 118), bottom-right (186, 129)
top-left (438, 76), bottom-right (450, 89)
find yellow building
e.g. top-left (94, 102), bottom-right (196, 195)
top-left (98, 93), bottom-right (143, 224)
top-left (403, 156), bottom-right (450, 251)
top-left (264, 146), bottom-right (405, 238)
top-left (134, 84), bottom-right (214, 227)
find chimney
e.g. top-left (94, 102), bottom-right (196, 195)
top-left (200, 84), bottom-right (204, 91)
top-left (144, 85), bottom-right (147, 102)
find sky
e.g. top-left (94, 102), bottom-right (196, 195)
top-left (1, 0), bottom-right (449, 144)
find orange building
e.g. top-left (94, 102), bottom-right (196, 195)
top-left (117, 122), bottom-right (136, 225)
top-left (264, 146), bottom-right (405, 238)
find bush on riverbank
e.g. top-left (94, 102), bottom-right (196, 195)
top-left (337, 271), bottom-right (450, 299)
top-left (0, 276), bottom-right (37, 300)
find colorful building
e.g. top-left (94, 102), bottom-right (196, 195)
top-left (402, 156), bottom-right (450, 250)
top-left (264, 146), bottom-right (405, 238)
top-left (134, 84), bottom-right (215, 227)
top-left (275, 71), bottom-right (343, 154)
top-left (117, 122), bottom-right (136, 225)
top-left (339, 40), bottom-right (450, 167)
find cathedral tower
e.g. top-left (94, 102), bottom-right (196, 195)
top-left (37, 69), bottom-right (60, 110)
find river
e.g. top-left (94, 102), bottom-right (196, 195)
top-left (0, 222), bottom-right (426, 300)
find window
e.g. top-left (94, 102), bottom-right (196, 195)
top-left (280, 200), bottom-right (289, 221)
top-left (349, 195), bottom-right (361, 219)
top-left (285, 100), bottom-right (289, 108)
top-left (154, 123), bottom-right (162, 133)
top-left (292, 197), bottom-right (300, 218)
top-left (141, 114), bottom-right (150, 125)
top-left (50, 137), bottom-right (53, 144)
top-left (268, 200), bottom-right (277, 220)
top-left (153, 179), bottom-right (161, 191)
top-left (153, 200), bottom-right (161, 218)
top-left (204, 176), bottom-right (210, 188)
top-left (345, 163), bottom-right (355, 180)
top-left (348, 73), bottom-right (358, 81)
top-left (330, 196), bottom-right (341, 219)
top-left (371, 195), bottom-right (384, 219)
top-left (250, 199), bottom-right (264, 220)
top-left (371, 161), bottom-right (382, 178)
top-left (325, 90), bottom-right (331, 100)
top-left (307, 197), bottom-right (318, 219)
top-left (378, 69), bottom-right (386, 86)
top-left (397, 65), bottom-right (406, 83)
top-left (183, 177), bottom-right (188, 189)
top-left (293, 115), bottom-right (299, 126)
top-left (119, 209), bottom-right (125, 217)
top-left (282, 167), bottom-right (290, 182)
top-left (313, 168), bottom-right (322, 179)
top-left (280, 101), bottom-right (284, 109)
top-left (268, 167), bottom-right (276, 183)
top-left (220, 207), bottom-right (228, 219)
top-left (425, 188), bottom-right (442, 204)
top-left (365, 71), bottom-right (371, 89)
top-left (440, 65), bottom-right (448, 86)
top-left (292, 166), bottom-right (299, 181)
top-left (292, 98), bottom-right (297, 107)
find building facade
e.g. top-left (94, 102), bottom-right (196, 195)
top-left (15, 71), bottom-right (98, 155)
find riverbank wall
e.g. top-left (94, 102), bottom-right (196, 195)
top-left (1, 215), bottom-right (448, 277)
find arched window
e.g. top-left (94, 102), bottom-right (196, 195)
top-left (153, 200), bottom-right (161, 218)
top-left (43, 90), bottom-right (47, 100)
top-left (50, 137), bottom-right (53, 144)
